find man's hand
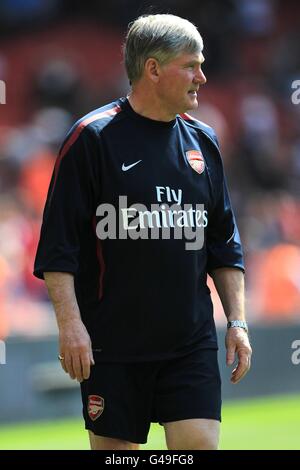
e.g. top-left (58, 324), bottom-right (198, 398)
top-left (225, 327), bottom-right (252, 384)
top-left (58, 318), bottom-right (95, 383)
top-left (43, 272), bottom-right (95, 383)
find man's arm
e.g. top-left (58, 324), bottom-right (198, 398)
top-left (44, 272), bottom-right (94, 382)
top-left (211, 267), bottom-right (252, 384)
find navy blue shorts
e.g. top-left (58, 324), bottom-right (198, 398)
top-left (80, 347), bottom-right (221, 444)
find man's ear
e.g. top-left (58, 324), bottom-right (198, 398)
top-left (144, 58), bottom-right (160, 83)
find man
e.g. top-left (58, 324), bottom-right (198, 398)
top-left (34, 14), bottom-right (252, 450)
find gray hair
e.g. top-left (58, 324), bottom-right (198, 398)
top-left (124, 14), bottom-right (203, 84)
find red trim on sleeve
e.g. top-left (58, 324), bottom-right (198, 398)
top-left (50, 105), bottom-right (121, 199)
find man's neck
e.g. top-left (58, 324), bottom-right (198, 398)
top-left (127, 87), bottom-right (176, 122)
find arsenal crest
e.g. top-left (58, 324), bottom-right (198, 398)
top-left (88, 395), bottom-right (104, 421)
top-left (186, 150), bottom-right (205, 174)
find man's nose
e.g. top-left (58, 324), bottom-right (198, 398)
top-left (194, 69), bottom-right (207, 85)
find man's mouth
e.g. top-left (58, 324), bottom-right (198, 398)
top-left (188, 90), bottom-right (198, 96)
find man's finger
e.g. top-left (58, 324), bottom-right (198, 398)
top-left (64, 354), bottom-right (76, 380)
top-left (72, 355), bottom-right (83, 382)
top-left (59, 354), bottom-right (68, 373)
top-left (90, 348), bottom-right (95, 366)
top-left (231, 367), bottom-right (248, 384)
top-left (231, 354), bottom-right (251, 383)
top-left (226, 346), bottom-right (236, 365)
top-left (82, 352), bottom-right (92, 380)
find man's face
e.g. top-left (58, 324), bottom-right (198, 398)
top-left (156, 51), bottom-right (207, 116)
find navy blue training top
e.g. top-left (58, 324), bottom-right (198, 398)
top-left (34, 97), bottom-right (244, 362)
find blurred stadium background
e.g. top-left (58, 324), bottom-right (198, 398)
top-left (0, 0), bottom-right (300, 450)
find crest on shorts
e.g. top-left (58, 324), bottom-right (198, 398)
top-left (88, 395), bottom-right (104, 421)
top-left (186, 150), bottom-right (205, 174)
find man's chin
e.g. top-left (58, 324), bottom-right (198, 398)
top-left (190, 96), bottom-right (198, 107)
top-left (184, 98), bottom-right (198, 112)
top-left (175, 97), bottom-right (198, 115)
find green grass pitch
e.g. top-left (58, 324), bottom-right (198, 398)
top-left (0, 394), bottom-right (299, 450)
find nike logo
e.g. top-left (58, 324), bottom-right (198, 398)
top-left (122, 160), bottom-right (142, 171)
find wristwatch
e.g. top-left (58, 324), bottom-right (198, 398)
top-left (227, 320), bottom-right (248, 333)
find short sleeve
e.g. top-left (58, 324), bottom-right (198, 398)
top-left (206, 166), bottom-right (244, 275)
top-left (34, 126), bottom-right (99, 279)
